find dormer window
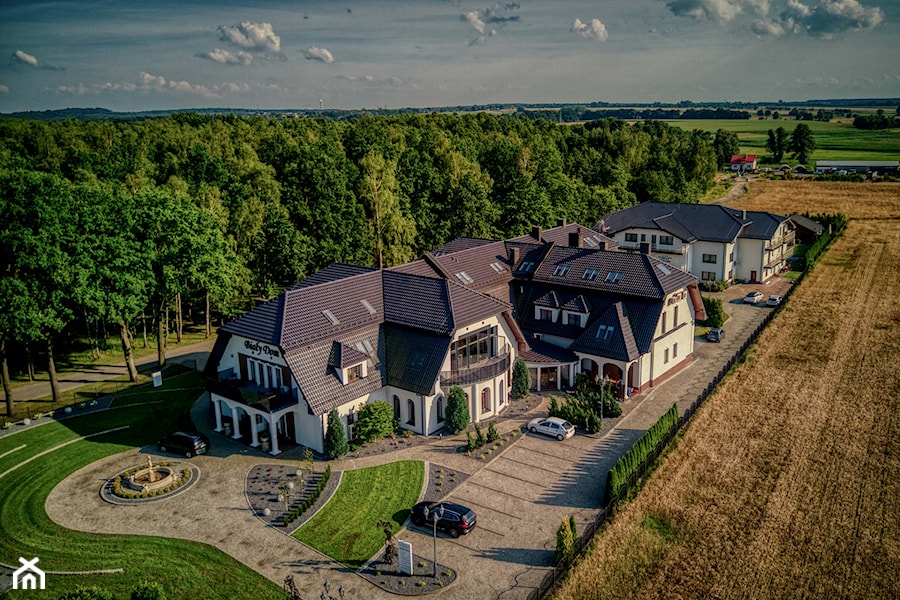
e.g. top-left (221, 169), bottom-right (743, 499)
top-left (566, 313), bottom-right (583, 327)
top-left (596, 325), bottom-right (614, 341)
top-left (346, 363), bottom-right (363, 382)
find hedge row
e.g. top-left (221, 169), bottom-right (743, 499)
top-left (805, 213), bottom-right (847, 266)
top-left (282, 465), bottom-right (332, 527)
top-left (605, 404), bottom-right (678, 503)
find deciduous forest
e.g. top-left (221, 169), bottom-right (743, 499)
top-left (0, 113), bottom-right (717, 411)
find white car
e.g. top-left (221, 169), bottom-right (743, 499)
top-left (766, 295), bottom-right (783, 306)
top-left (743, 291), bottom-right (764, 304)
top-left (527, 416), bottom-right (575, 441)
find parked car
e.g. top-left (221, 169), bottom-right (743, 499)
top-left (157, 431), bottom-right (209, 458)
top-left (411, 501), bottom-right (477, 537)
top-left (743, 291), bottom-right (764, 304)
top-left (707, 327), bottom-right (725, 343)
top-left (527, 416), bottom-right (575, 440)
top-left (767, 295), bottom-right (783, 306)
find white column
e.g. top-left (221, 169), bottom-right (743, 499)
top-left (250, 413), bottom-right (260, 447)
top-left (213, 398), bottom-right (223, 432)
top-left (556, 366), bottom-right (561, 390)
top-left (231, 405), bottom-right (241, 439)
top-left (268, 417), bottom-right (280, 455)
top-left (536, 368), bottom-right (541, 392)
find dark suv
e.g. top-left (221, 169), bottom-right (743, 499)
top-left (411, 501), bottom-right (476, 537)
top-left (157, 431), bottom-right (209, 458)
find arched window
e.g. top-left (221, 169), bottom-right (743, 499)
top-left (481, 388), bottom-right (490, 413)
top-left (393, 395), bottom-right (400, 420)
top-left (407, 399), bottom-right (416, 426)
top-left (499, 382), bottom-right (506, 406)
top-left (436, 396), bottom-right (445, 423)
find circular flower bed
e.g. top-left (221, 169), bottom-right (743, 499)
top-left (100, 461), bottom-right (200, 505)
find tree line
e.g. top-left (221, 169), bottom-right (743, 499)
top-left (0, 112), bottom-right (719, 417)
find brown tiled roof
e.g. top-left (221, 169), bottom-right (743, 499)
top-left (508, 222), bottom-right (618, 250)
top-left (534, 291), bottom-right (560, 308)
top-left (561, 295), bottom-right (591, 313)
top-left (429, 240), bottom-right (513, 293)
top-left (520, 336), bottom-right (577, 364)
top-left (328, 341), bottom-right (369, 369)
top-left (569, 302), bottom-right (640, 362)
top-left (431, 237), bottom-right (496, 255)
top-left (388, 258), bottom-right (442, 278)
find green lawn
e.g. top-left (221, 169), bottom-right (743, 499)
top-left (0, 372), bottom-right (283, 600)
top-left (294, 460), bottom-right (425, 568)
top-left (665, 119), bottom-right (900, 163)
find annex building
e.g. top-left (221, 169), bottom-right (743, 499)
top-left (205, 221), bottom-right (706, 455)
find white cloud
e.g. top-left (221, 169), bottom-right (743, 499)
top-left (464, 10), bottom-right (486, 34)
top-left (572, 18), bottom-right (609, 42)
top-left (56, 72), bottom-right (258, 99)
top-left (666, 0), bottom-right (743, 23)
top-left (803, 0), bottom-right (884, 38)
top-left (304, 47), bottom-right (335, 63)
top-left (139, 71), bottom-right (167, 90)
top-left (460, 3), bottom-right (520, 43)
top-left (217, 22), bottom-right (281, 54)
top-left (0, 84), bottom-right (8, 94)
top-left (199, 48), bottom-right (253, 65)
top-left (338, 74), bottom-right (376, 82)
top-left (13, 50), bottom-right (38, 66)
top-left (751, 18), bottom-right (787, 35)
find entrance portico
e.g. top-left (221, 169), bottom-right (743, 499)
top-left (210, 392), bottom-right (298, 456)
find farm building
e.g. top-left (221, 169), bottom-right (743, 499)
top-left (814, 160), bottom-right (899, 175)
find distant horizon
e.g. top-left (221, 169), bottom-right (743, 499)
top-left (2, 1), bottom-right (898, 114)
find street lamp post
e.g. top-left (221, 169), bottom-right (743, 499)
top-left (431, 504), bottom-right (444, 578)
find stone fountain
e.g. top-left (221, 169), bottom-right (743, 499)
top-left (126, 456), bottom-right (176, 493)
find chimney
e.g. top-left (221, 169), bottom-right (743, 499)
top-left (532, 225), bottom-right (542, 241)
top-left (568, 227), bottom-right (583, 248)
top-left (742, 210), bottom-right (747, 220)
top-left (509, 246), bottom-right (520, 265)
top-left (639, 242), bottom-right (651, 255)
top-left (557, 218), bottom-right (567, 227)
top-left (598, 240), bottom-right (607, 251)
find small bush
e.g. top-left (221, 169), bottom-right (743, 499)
top-left (487, 421), bottom-right (499, 443)
top-left (131, 580), bottom-right (167, 600)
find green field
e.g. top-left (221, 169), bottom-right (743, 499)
top-left (0, 371), bottom-right (283, 600)
top-left (665, 119), bottom-right (900, 162)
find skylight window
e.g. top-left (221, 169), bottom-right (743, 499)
top-left (360, 299), bottom-right (376, 315)
top-left (605, 272), bottom-right (623, 283)
top-left (455, 271), bottom-right (474, 284)
top-left (520, 261), bottom-right (537, 273)
top-left (583, 237), bottom-right (597, 247)
top-left (489, 262), bottom-right (505, 273)
top-left (553, 265), bottom-right (570, 277)
top-left (596, 325), bottom-right (615, 341)
top-left (657, 263), bottom-right (672, 276)
top-left (322, 309), bottom-right (339, 325)
top-left (582, 268), bottom-right (601, 280)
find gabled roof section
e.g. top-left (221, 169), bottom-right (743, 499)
top-left (431, 237), bottom-right (497, 256)
top-left (220, 293), bottom-right (285, 346)
top-left (570, 302), bottom-right (640, 362)
top-left (531, 246), bottom-right (696, 299)
top-left (383, 325), bottom-right (450, 396)
top-left (730, 154), bottom-right (757, 165)
top-left (506, 241), bottom-right (549, 276)
top-left (279, 269), bottom-right (384, 351)
top-left (388, 258), bottom-right (443, 278)
top-left (520, 336), bottom-right (578, 364)
top-left (288, 263), bottom-right (377, 290)
top-left (428, 240), bottom-right (513, 292)
top-left (789, 214), bottom-right (824, 235)
top-left (534, 291), bottom-right (561, 308)
top-left (732, 209), bottom-right (789, 240)
top-left (597, 202), bottom-right (748, 244)
top-left (328, 341), bottom-right (369, 369)
top-left (382, 270), bottom-right (454, 334)
top-left (446, 279), bottom-right (513, 329)
top-left (561, 295), bottom-right (591, 313)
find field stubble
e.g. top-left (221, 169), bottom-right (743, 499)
top-left (553, 210), bottom-right (900, 598)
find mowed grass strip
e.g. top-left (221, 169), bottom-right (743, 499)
top-left (552, 218), bottom-right (900, 599)
top-left (294, 460), bottom-right (424, 568)
top-left (0, 373), bottom-right (284, 600)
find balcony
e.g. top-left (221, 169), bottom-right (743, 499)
top-left (440, 352), bottom-right (510, 387)
top-left (207, 378), bottom-right (297, 413)
top-left (766, 232), bottom-right (795, 251)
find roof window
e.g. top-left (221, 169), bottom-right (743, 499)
top-left (582, 268), bottom-right (601, 280)
top-left (489, 262), bottom-right (505, 273)
top-left (360, 299), bottom-right (376, 314)
top-left (553, 265), bottom-right (570, 277)
top-left (455, 271), bottom-right (475, 284)
top-left (520, 261), bottom-right (537, 273)
top-left (583, 236), bottom-right (597, 247)
top-left (596, 325), bottom-right (615, 341)
top-left (605, 272), bottom-right (623, 283)
top-left (657, 263), bottom-right (672, 276)
top-left (322, 309), bottom-right (339, 325)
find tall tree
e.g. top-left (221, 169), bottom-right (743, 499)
top-left (765, 127), bottom-right (788, 163)
top-left (711, 129), bottom-right (740, 170)
top-left (359, 150), bottom-right (417, 268)
top-left (788, 123), bottom-right (817, 165)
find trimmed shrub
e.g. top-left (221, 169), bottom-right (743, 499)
top-left (487, 422), bottom-right (499, 443)
top-left (324, 409), bottom-right (349, 459)
top-left (474, 422), bottom-right (485, 448)
top-left (606, 404), bottom-right (679, 503)
top-left (699, 279), bottom-right (730, 292)
top-left (554, 517), bottom-right (575, 567)
top-left (700, 296), bottom-right (726, 328)
top-left (354, 401), bottom-right (397, 444)
top-left (131, 581), bottom-right (167, 600)
top-left (445, 386), bottom-right (470, 434)
top-left (512, 357), bottom-right (530, 399)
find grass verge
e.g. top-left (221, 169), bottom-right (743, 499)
top-left (0, 372), bottom-right (283, 600)
top-left (294, 460), bottom-right (424, 568)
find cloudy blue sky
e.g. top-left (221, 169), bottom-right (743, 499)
top-left (1, 0), bottom-right (898, 113)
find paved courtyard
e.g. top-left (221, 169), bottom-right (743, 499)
top-left (43, 277), bottom-right (792, 600)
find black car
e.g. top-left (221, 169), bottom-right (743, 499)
top-left (157, 431), bottom-right (209, 458)
top-left (410, 501), bottom-right (476, 537)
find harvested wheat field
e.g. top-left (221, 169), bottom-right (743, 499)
top-left (732, 179), bottom-right (900, 220)
top-left (553, 186), bottom-right (900, 600)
